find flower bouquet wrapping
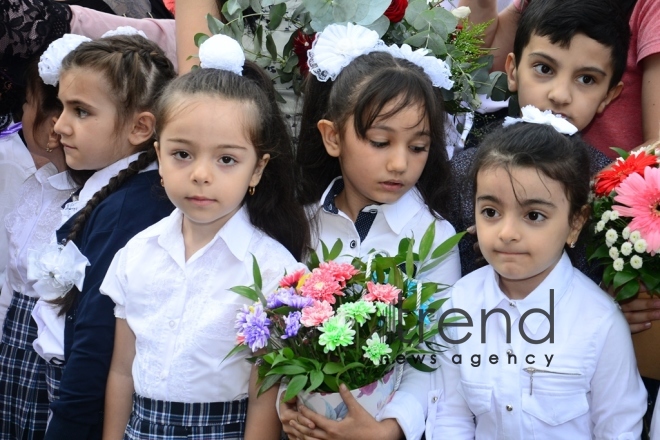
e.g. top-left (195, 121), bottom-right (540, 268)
top-left (589, 144), bottom-right (660, 301)
top-left (228, 223), bottom-right (464, 415)
top-left (194, 0), bottom-right (509, 112)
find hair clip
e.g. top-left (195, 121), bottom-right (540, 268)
top-left (307, 23), bottom-right (385, 82)
top-left (502, 105), bottom-right (578, 135)
top-left (101, 26), bottom-right (148, 39)
top-left (38, 34), bottom-right (92, 86)
top-left (198, 34), bottom-right (245, 76)
top-left (386, 44), bottom-right (454, 90)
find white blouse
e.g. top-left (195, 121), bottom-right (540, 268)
top-left (427, 253), bottom-right (646, 440)
top-left (31, 152), bottom-right (154, 363)
top-left (100, 207), bottom-right (301, 403)
top-left (309, 177), bottom-right (462, 440)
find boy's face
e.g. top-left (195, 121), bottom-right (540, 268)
top-left (505, 33), bottom-right (623, 131)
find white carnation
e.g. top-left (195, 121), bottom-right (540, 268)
top-left (630, 255), bottom-right (643, 270)
top-left (613, 258), bottom-right (624, 272)
top-left (620, 242), bottom-right (633, 256)
top-left (634, 238), bottom-right (648, 254)
top-left (38, 34), bottom-right (92, 86)
top-left (630, 231), bottom-right (641, 243)
top-left (596, 221), bottom-right (605, 232)
top-left (622, 227), bottom-right (631, 240)
top-left (605, 229), bottom-right (618, 243)
top-left (609, 247), bottom-right (619, 260)
top-left (601, 210), bottom-right (612, 222)
top-left (198, 34), bottom-right (245, 75)
top-left (610, 210), bottom-right (620, 220)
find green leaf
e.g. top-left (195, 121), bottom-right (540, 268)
top-left (427, 33), bottom-right (447, 57)
top-left (322, 362), bottom-right (343, 375)
top-left (283, 374), bottom-right (308, 402)
top-left (407, 358), bottom-right (437, 372)
top-left (266, 34), bottom-right (278, 61)
top-left (323, 374), bottom-right (339, 392)
top-left (602, 264), bottom-right (616, 287)
top-left (588, 244), bottom-right (610, 261)
top-left (609, 147), bottom-right (629, 160)
top-left (613, 268), bottom-right (637, 289)
top-left (308, 370), bottom-right (324, 392)
top-left (328, 239), bottom-right (343, 261)
top-left (308, 249), bottom-right (321, 270)
top-left (254, 25), bottom-right (264, 52)
top-left (221, 343), bottom-right (248, 364)
top-left (268, 3), bottom-right (287, 30)
top-left (431, 231), bottom-right (466, 259)
top-left (194, 33), bottom-right (210, 48)
top-left (403, 31), bottom-right (430, 49)
top-left (229, 286), bottom-right (258, 302)
top-left (251, 255), bottom-right (262, 290)
top-left (257, 373), bottom-right (282, 396)
top-left (249, 0), bottom-right (262, 13)
top-left (405, 239), bottom-right (414, 278)
top-left (282, 347), bottom-right (295, 359)
top-left (207, 14), bottom-right (225, 35)
top-left (418, 222), bottom-right (436, 262)
top-left (267, 364), bottom-right (308, 376)
top-left (337, 361), bottom-right (365, 376)
top-left (488, 71), bottom-right (510, 102)
top-left (615, 279), bottom-right (640, 302)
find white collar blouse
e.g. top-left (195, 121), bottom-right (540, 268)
top-left (100, 207), bottom-right (302, 403)
top-left (427, 252), bottom-right (646, 440)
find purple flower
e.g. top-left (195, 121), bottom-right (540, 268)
top-left (267, 288), bottom-right (314, 310)
top-left (282, 311), bottom-right (302, 340)
top-left (235, 303), bottom-right (271, 351)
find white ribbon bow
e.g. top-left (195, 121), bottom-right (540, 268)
top-left (503, 105), bottom-right (578, 135)
top-left (27, 241), bottom-right (90, 301)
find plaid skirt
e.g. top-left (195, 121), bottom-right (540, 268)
top-left (0, 292), bottom-right (49, 440)
top-left (124, 394), bottom-right (248, 439)
top-left (45, 362), bottom-right (64, 403)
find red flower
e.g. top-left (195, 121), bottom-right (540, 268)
top-left (594, 151), bottom-right (659, 196)
top-left (292, 30), bottom-right (316, 77)
top-left (384, 0), bottom-right (408, 23)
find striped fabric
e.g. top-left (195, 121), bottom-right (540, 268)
top-left (124, 394), bottom-right (248, 439)
top-left (0, 292), bottom-right (49, 440)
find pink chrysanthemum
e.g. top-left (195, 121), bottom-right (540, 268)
top-left (319, 261), bottom-right (359, 286)
top-left (299, 268), bottom-right (343, 304)
top-left (300, 300), bottom-right (335, 327)
top-left (279, 268), bottom-right (307, 288)
top-left (613, 166), bottom-right (660, 253)
top-left (363, 281), bottom-right (401, 305)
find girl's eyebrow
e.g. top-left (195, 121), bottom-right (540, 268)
top-left (477, 194), bottom-right (556, 208)
top-left (165, 138), bottom-right (249, 150)
top-left (60, 98), bottom-right (97, 110)
top-left (369, 124), bottom-right (431, 137)
top-left (528, 52), bottom-right (607, 77)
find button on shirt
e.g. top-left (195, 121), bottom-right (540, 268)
top-left (100, 207), bottom-right (302, 403)
top-left (310, 177), bottom-right (462, 440)
top-left (428, 253), bottom-right (646, 440)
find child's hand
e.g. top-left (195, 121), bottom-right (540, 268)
top-left (280, 396), bottom-right (314, 440)
top-left (605, 283), bottom-right (660, 333)
top-left (288, 384), bottom-right (403, 440)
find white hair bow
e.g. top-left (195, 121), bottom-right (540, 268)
top-left (503, 105), bottom-right (578, 135)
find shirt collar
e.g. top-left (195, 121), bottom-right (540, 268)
top-left (157, 206), bottom-right (255, 266)
top-left (318, 176), bottom-right (425, 235)
top-left (78, 152), bottom-right (157, 205)
top-left (47, 169), bottom-right (77, 191)
top-left (34, 163), bottom-right (58, 184)
top-left (483, 252), bottom-right (573, 334)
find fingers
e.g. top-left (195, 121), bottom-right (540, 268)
top-left (629, 322), bottom-right (653, 334)
top-left (620, 298), bottom-right (660, 313)
top-left (466, 225), bottom-right (476, 235)
top-left (289, 419), bottom-right (326, 440)
top-left (337, 383), bottom-right (362, 415)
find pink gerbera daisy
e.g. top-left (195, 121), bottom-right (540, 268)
top-left (300, 300), bottom-right (335, 327)
top-left (319, 261), bottom-right (359, 286)
top-left (279, 268), bottom-right (307, 288)
top-left (363, 281), bottom-right (401, 305)
top-left (613, 166), bottom-right (660, 253)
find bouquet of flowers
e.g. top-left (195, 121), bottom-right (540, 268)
top-left (589, 144), bottom-right (660, 301)
top-left (194, 0), bottom-right (509, 113)
top-left (228, 223), bottom-right (464, 403)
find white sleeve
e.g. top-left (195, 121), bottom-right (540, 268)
top-left (0, 279), bottom-right (13, 336)
top-left (589, 310), bottom-right (646, 439)
top-left (99, 248), bottom-right (128, 319)
top-left (377, 364), bottom-right (432, 440)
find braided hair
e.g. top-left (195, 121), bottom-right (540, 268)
top-left (53, 35), bottom-right (176, 314)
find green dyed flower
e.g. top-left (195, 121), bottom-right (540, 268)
top-left (318, 316), bottom-right (356, 353)
top-left (362, 333), bottom-right (392, 366)
top-left (338, 300), bottom-right (376, 326)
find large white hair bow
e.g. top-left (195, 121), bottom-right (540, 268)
top-left (38, 34), bottom-right (92, 86)
top-left (198, 34), bottom-right (245, 75)
top-left (503, 105), bottom-right (578, 135)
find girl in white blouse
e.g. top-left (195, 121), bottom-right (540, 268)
top-left (282, 24), bottom-right (461, 440)
top-left (0, 58), bottom-right (75, 439)
top-left (100, 35), bottom-right (310, 440)
top-left (427, 121), bottom-right (646, 439)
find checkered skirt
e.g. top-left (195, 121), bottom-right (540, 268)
top-left (0, 292), bottom-right (49, 440)
top-left (124, 394), bottom-right (248, 439)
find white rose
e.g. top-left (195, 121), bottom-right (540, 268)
top-left (451, 6), bottom-right (471, 19)
top-left (620, 242), bottom-right (633, 256)
top-left (630, 255), bottom-right (643, 270)
top-left (609, 247), bottom-right (619, 260)
top-left (613, 258), bottom-right (624, 271)
top-left (596, 221), bottom-right (605, 232)
top-left (622, 227), bottom-right (631, 240)
top-left (630, 231), bottom-right (641, 243)
top-left (634, 238), bottom-right (648, 254)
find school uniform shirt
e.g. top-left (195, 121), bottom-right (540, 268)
top-left (42, 159), bottom-right (174, 440)
top-left (100, 207), bottom-right (301, 402)
top-left (32, 152), bottom-right (152, 364)
top-left (309, 177), bottom-right (462, 440)
top-left (427, 253), bottom-right (646, 440)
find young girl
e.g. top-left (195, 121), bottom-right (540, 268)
top-left (284, 23), bottom-right (461, 440)
top-left (100, 34), bottom-right (309, 439)
top-left (428, 121), bottom-right (646, 439)
top-left (26, 34), bottom-right (177, 439)
top-left (0, 57), bottom-right (72, 440)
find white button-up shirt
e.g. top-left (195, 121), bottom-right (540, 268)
top-left (428, 253), bottom-right (646, 440)
top-left (310, 177), bottom-right (462, 439)
top-left (100, 207), bottom-right (301, 402)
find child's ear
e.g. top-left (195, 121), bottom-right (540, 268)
top-left (47, 116), bottom-right (61, 152)
top-left (567, 204), bottom-right (591, 246)
top-left (317, 119), bottom-right (341, 158)
top-left (128, 111), bottom-right (157, 146)
top-left (505, 53), bottom-right (519, 93)
top-left (249, 153), bottom-right (271, 187)
top-left (153, 140), bottom-right (163, 177)
top-left (597, 81), bottom-right (624, 114)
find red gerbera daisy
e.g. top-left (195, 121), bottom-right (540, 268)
top-left (594, 150), bottom-right (658, 196)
